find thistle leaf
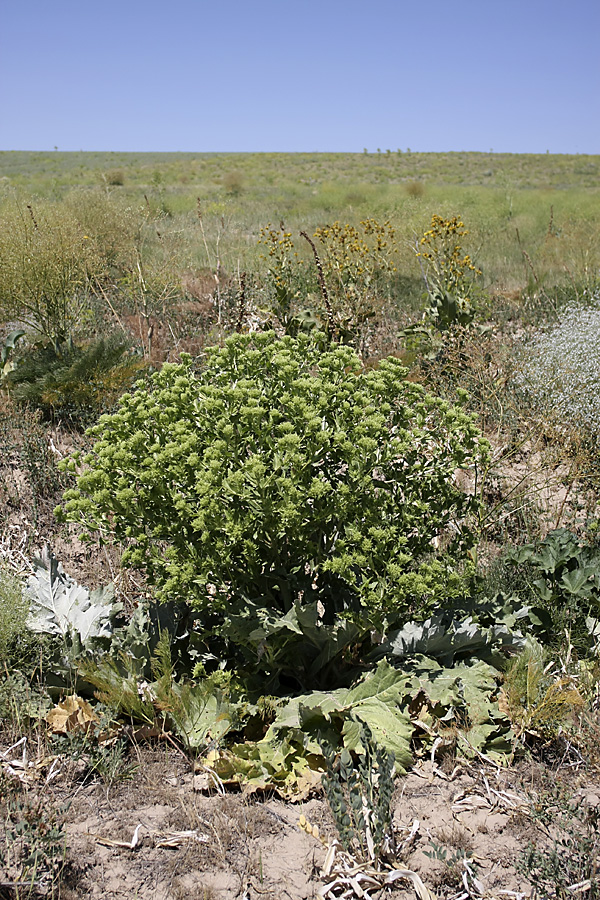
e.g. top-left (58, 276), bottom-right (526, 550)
top-left (26, 546), bottom-right (117, 645)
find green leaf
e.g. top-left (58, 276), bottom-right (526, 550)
top-left (267, 661), bottom-right (414, 773)
top-left (561, 569), bottom-right (593, 597)
top-left (381, 613), bottom-right (525, 667)
top-left (1, 328), bottom-right (26, 370)
top-left (204, 734), bottom-right (324, 799)
top-left (167, 683), bottom-right (232, 750)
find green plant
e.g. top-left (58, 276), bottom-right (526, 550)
top-left (0, 567), bottom-right (28, 663)
top-left (416, 214), bottom-right (482, 330)
top-left (196, 643), bottom-right (517, 797)
top-left (516, 785), bottom-right (599, 899)
top-left (0, 669), bottom-right (52, 731)
top-left (4, 337), bottom-right (147, 424)
top-left (84, 737), bottom-right (138, 786)
top-left (23, 546), bottom-right (121, 696)
top-left (0, 329), bottom-right (26, 385)
top-left (148, 635), bottom-right (237, 750)
top-left (423, 836), bottom-right (481, 894)
top-left (63, 190), bottom-right (140, 277)
top-left (296, 723), bottom-right (435, 899)
top-left (257, 224), bottom-right (316, 337)
top-left (506, 528), bottom-right (600, 653)
top-left (81, 631), bottom-right (237, 752)
top-left (424, 839), bottom-right (473, 867)
top-left (311, 218), bottom-right (399, 348)
top-left (59, 332), bottom-right (487, 691)
top-left (405, 181), bottom-right (425, 199)
top-left (319, 723), bottom-right (395, 864)
top-left (258, 219), bottom-right (399, 350)
top-left (501, 641), bottom-right (584, 742)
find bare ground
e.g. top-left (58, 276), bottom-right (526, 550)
top-left (3, 738), bottom-right (599, 900)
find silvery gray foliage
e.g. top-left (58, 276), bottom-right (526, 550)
top-left (26, 546), bottom-right (117, 645)
top-left (516, 300), bottom-right (600, 439)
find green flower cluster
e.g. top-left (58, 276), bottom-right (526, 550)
top-left (58, 333), bottom-right (487, 684)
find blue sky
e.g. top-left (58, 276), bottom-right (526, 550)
top-left (1, 0), bottom-right (598, 153)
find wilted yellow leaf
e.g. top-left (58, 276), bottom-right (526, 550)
top-left (46, 695), bottom-right (99, 735)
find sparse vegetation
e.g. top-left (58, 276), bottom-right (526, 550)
top-left (517, 783), bottom-right (600, 899)
top-left (1, 150), bottom-right (599, 899)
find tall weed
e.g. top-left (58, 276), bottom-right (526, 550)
top-left (0, 198), bottom-right (104, 346)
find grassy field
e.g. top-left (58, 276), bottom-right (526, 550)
top-left (2, 150), bottom-right (600, 191)
top-left (2, 150), bottom-right (598, 307)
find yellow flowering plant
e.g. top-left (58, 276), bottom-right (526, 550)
top-left (416, 215), bottom-right (482, 330)
top-left (258, 219), bottom-right (399, 351)
top-left (312, 219), bottom-right (398, 348)
top-left (258, 224), bottom-right (317, 336)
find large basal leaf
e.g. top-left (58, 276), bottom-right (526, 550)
top-left (399, 654), bottom-right (513, 759)
top-left (26, 546), bottom-right (117, 645)
top-left (561, 568), bottom-right (594, 597)
top-left (201, 733), bottom-right (324, 800)
top-left (338, 699), bottom-right (412, 765)
top-left (379, 613), bottom-right (526, 667)
top-left (269, 661), bottom-right (414, 773)
top-left (202, 656), bottom-right (515, 796)
top-left (223, 597), bottom-right (365, 688)
top-left (167, 683), bottom-right (232, 750)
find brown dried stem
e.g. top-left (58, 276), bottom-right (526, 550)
top-left (235, 271), bottom-right (247, 333)
top-left (299, 230), bottom-right (337, 339)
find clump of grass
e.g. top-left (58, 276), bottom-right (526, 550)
top-left (103, 168), bottom-right (125, 186)
top-left (502, 642), bottom-right (584, 742)
top-left (222, 171), bottom-right (244, 196)
top-left (405, 181), bottom-right (425, 199)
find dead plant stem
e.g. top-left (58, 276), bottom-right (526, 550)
top-left (299, 230), bottom-right (336, 338)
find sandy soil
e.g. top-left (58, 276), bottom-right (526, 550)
top-left (3, 739), bottom-right (598, 900)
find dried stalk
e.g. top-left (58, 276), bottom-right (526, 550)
top-left (235, 271), bottom-right (247, 332)
top-left (299, 230), bottom-right (337, 339)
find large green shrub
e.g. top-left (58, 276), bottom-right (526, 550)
top-left (59, 333), bottom-right (487, 689)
